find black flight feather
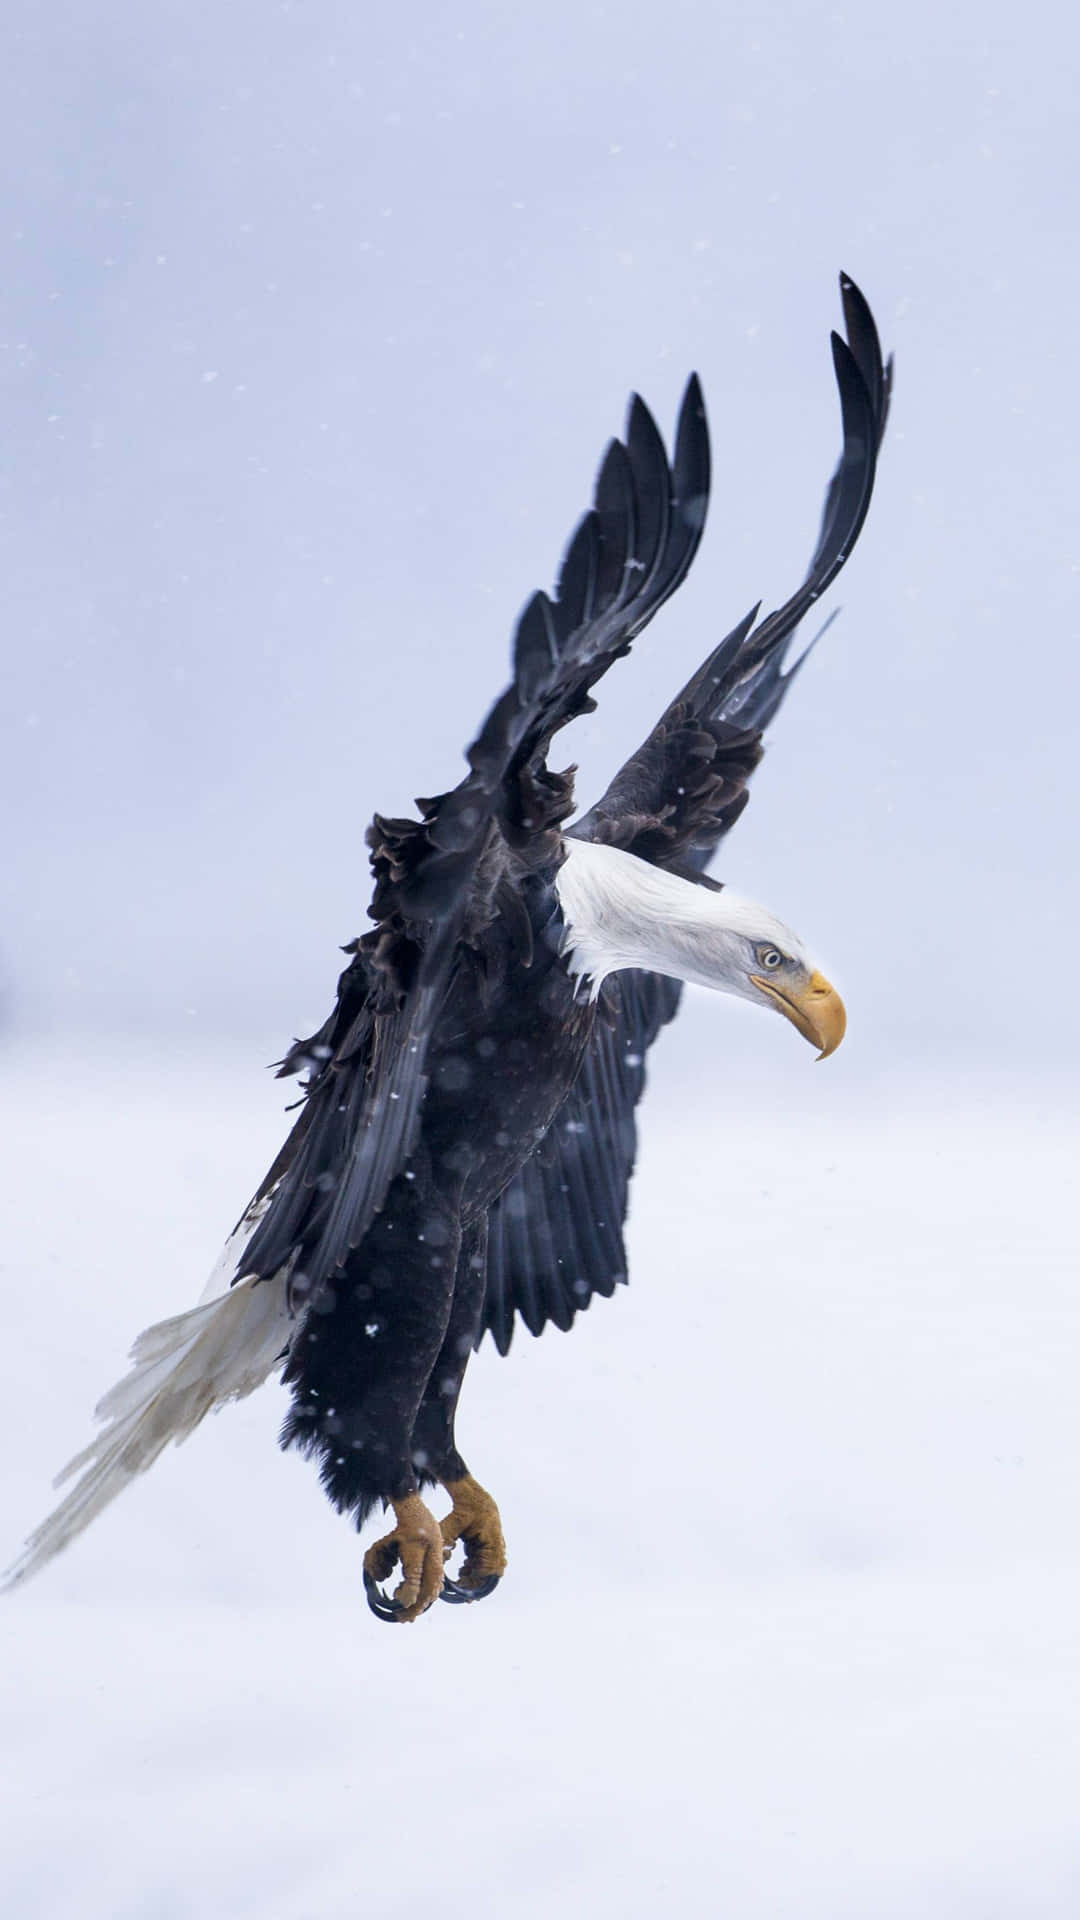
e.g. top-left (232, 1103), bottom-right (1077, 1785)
top-left (572, 272), bottom-right (889, 877)
top-left (480, 971), bottom-right (681, 1351)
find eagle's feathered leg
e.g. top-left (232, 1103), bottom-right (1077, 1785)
top-left (281, 1158), bottom-right (463, 1620)
top-left (409, 1214), bottom-right (506, 1603)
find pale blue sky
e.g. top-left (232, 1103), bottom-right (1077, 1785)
top-left (3, 0), bottom-right (1077, 1073)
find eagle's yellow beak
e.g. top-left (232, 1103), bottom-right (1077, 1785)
top-left (749, 967), bottom-right (847, 1060)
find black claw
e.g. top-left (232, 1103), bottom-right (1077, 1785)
top-left (363, 1565), bottom-right (410, 1622)
top-left (439, 1573), bottom-right (501, 1605)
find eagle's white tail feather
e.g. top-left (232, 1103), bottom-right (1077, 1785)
top-left (3, 1203), bottom-right (294, 1591)
top-left (196, 1193), bottom-right (275, 1307)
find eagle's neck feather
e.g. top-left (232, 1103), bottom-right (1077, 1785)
top-left (553, 837), bottom-right (802, 998)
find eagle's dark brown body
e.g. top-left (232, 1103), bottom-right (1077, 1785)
top-left (280, 860), bottom-right (596, 1524)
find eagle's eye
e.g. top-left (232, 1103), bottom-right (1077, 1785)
top-left (759, 947), bottom-right (784, 970)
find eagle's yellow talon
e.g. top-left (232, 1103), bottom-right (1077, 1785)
top-left (363, 1493), bottom-right (445, 1623)
top-left (439, 1473), bottom-right (507, 1595)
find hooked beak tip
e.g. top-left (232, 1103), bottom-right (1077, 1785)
top-left (751, 967), bottom-right (846, 1059)
top-left (808, 971), bottom-right (846, 1060)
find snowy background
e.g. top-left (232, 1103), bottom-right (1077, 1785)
top-left (3, 3), bottom-right (1080, 1915)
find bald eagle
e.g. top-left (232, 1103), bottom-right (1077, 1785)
top-left (5, 275), bottom-right (889, 1620)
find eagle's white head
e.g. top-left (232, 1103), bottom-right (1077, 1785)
top-left (555, 837), bottom-right (846, 1059)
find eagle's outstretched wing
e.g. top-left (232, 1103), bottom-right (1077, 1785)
top-left (232, 375), bottom-right (712, 1296)
top-left (574, 274), bottom-right (890, 873)
top-left (481, 275), bottom-right (890, 1349)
